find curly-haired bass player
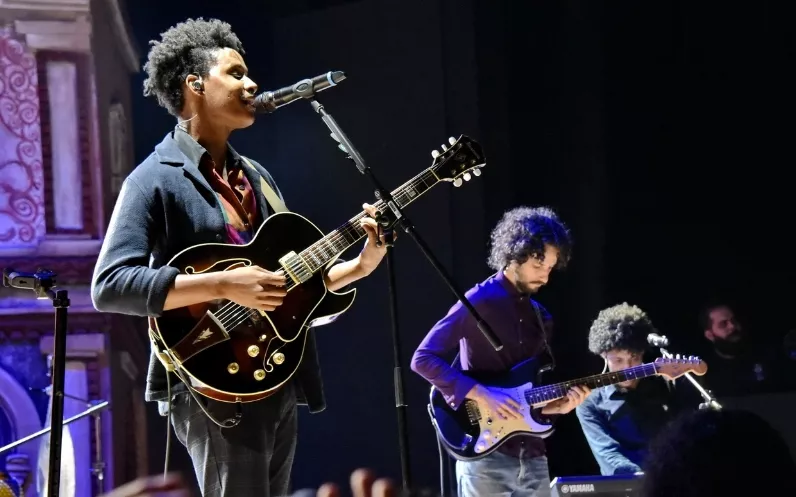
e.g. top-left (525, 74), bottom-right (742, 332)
top-left (411, 206), bottom-right (591, 497)
top-left (575, 303), bottom-right (695, 475)
top-left (91, 18), bottom-right (389, 497)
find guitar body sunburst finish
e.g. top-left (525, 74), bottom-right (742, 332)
top-left (148, 134), bottom-right (488, 404)
top-left (150, 212), bottom-right (355, 403)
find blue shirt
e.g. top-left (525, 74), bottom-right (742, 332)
top-left (411, 270), bottom-right (553, 458)
top-left (576, 376), bottom-right (687, 474)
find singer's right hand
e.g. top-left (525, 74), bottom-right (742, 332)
top-left (217, 265), bottom-right (286, 311)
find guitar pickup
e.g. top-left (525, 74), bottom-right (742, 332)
top-left (279, 251), bottom-right (313, 284)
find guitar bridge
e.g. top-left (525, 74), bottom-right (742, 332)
top-left (279, 251), bottom-right (313, 284)
top-left (465, 400), bottom-right (481, 424)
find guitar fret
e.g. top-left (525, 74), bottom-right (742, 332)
top-left (310, 251), bottom-right (321, 266)
top-left (300, 170), bottom-right (439, 273)
top-left (523, 363), bottom-right (659, 405)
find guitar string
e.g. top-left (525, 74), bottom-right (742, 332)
top-left (523, 364), bottom-right (658, 403)
top-left (527, 364), bottom-right (656, 397)
top-left (301, 169), bottom-right (437, 264)
top-left (300, 172), bottom-right (432, 267)
top-left (213, 173), bottom-right (433, 330)
top-left (212, 170), bottom-right (441, 332)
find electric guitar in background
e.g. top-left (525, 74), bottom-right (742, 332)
top-left (428, 355), bottom-right (708, 461)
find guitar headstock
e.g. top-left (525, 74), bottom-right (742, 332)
top-left (429, 135), bottom-right (486, 187)
top-left (654, 356), bottom-right (708, 379)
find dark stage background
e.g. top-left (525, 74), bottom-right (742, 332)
top-left (124, 0), bottom-right (796, 493)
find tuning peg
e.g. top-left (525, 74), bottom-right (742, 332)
top-left (431, 150), bottom-right (440, 158)
top-left (453, 178), bottom-right (463, 187)
top-left (448, 136), bottom-right (456, 145)
top-left (330, 132), bottom-right (341, 143)
top-left (441, 144), bottom-right (448, 151)
top-left (463, 172), bottom-right (471, 181)
top-left (473, 168), bottom-right (482, 177)
top-left (338, 144), bottom-right (347, 153)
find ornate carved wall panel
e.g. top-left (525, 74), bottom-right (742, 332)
top-left (0, 28), bottom-right (45, 250)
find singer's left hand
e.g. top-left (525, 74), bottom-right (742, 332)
top-left (358, 203), bottom-right (394, 275)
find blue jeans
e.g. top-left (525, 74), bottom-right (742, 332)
top-left (456, 451), bottom-right (551, 497)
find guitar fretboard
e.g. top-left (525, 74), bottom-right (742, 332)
top-left (297, 169), bottom-right (439, 272)
top-left (523, 363), bottom-right (658, 405)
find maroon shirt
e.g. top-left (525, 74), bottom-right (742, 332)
top-left (410, 270), bottom-right (553, 459)
top-left (174, 128), bottom-right (259, 244)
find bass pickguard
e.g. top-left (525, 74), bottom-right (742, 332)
top-left (465, 383), bottom-right (553, 456)
top-left (428, 356), bottom-right (556, 461)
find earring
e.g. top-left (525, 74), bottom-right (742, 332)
top-left (192, 80), bottom-right (203, 91)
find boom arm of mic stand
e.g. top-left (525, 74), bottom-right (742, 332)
top-left (306, 98), bottom-right (503, 351)
top-left (659, 347), bottom-right (722, 410)
top-left (0, 401), bottom-right (110, 455)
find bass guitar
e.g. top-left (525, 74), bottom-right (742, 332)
top-left (149, 135), bottom-right (485, 403)
top-left (428, 355), bottom-right (707, 461)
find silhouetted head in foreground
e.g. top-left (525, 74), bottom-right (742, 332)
top-left (642, 408), bottom-right (796, 497)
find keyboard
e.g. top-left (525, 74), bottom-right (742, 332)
top-left (550, 474), bottom-right (643, 496)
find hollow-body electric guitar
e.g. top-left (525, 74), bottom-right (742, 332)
top-left (428, 355), bottom-right (707, 461)
top-left (149, 135), bottom-right (485, 403)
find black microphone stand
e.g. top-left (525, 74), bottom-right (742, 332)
top-left (657, 344), bottom-right (722, 411)
top-left (3, 268), bottom-right (70, 497)
top-left (51, 387), bottom-right (108, 495)
top-left (293, 78), bottom-right (502, 492)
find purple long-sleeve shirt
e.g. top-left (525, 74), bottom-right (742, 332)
top-left (411, 270), bottom-right (554, 459)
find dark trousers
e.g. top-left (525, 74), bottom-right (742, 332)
top-left (169, 382), bottom-right (298, 497)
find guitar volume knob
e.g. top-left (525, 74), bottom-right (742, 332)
top-left (273, 352), bottom-right (285, 365)
top-left (227, 363), bottom-right (239, 374)
top-left (254, 369), bottom-right (266, 381)
top-left (247, 345), bottom-right (260, 357)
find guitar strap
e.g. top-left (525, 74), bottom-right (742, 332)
top-left (240, 156), bottom-right (289, 214)
top-left (530, 298), bottom-right (556, 372)
top-left (449, 294), bottom-right (555, 371)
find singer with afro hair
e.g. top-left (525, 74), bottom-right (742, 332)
top-left (142, 18), bottom-right (245, 116)
top-left (575, 303), bottom-right (696, 476)
top-left (92, 17), bottom-right (389, 497)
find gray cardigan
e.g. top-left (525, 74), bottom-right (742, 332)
top-left (91, 130), bottom-right (327, 413)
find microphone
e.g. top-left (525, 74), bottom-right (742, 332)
top-left (254, 70), bottom-right (346, 113)
top-left (648, 333), bottom-right (669, 348)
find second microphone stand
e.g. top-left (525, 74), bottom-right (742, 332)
top-left (299, 87), bottom-right (502, 491)
top-left (3, 268), bottom-right (69, 497)
top-left (658, 346), bottom-right (722, 410)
